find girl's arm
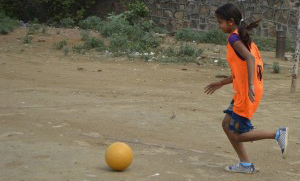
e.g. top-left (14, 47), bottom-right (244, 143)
top-left (232, 40), bottom-right (256, 102)
top-left (220, 76), bottom-right (233, 85)
top-left (204, 76), bottom-right (232, 95)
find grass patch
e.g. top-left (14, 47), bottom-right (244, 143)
top-left (72, 44), bottom-right (87, 54)
top-left (80, 30), bottom-right (91, 41)
top-left (79, 16), bottom-right (102, 30)
top-left (0, 13), bottom-right (19, 35)
top-left (84, 37), bottom-right (106, 51)
top-left (158, 44), bottom-right (203, 63)
top-left (272, 62), bottom-right (280, 73)
top-left (23, 35), bottom-right (33, 44)
top-left (53, 40), bottom-right (67, 50)
top-left (60, 18), bottom-right (75, 28)
top-left (175, 28), bottom-right (227, 45)
top-left (63, 47), bottom-right (69, 56)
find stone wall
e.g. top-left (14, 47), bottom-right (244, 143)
top-left (148, 0), bottom-right (299, 37)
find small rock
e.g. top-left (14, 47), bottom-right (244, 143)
top-left (201, 55), bottom-right (208, 59)
top-left (77, 67), bottom-right (84, 71)
top-left (97, 69), bottom-right (102, 72)
top-left (213, 48), bottom-right (220, 53)
top-left (284, 55), bottom-right (293, 61)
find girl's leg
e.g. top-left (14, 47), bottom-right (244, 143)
top-left (222, 114), bottom-right (250, 162)
top-left (229, 130), bottom-right (276, 142)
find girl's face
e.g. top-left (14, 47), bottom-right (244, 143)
top-left (216, 17), bottom-right (235, 34)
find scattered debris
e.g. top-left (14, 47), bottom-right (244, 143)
top-left (215, 74), bottom-right (228, 78)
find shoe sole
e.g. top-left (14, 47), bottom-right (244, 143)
top-left (224, 167), bottom-right (258, 174)
top-left (282, 127), bottom-right (288, 159)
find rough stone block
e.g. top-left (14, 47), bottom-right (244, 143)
top-left (163, 10), bottom-right (173, 18)
top-left (191, 20), bottom-right (199, 28)
top-left (161, 18), bottom-right (171, 25)
top-left (198, 5), bottom-right (210, 16)
top-left (279, 10), bottom-right (289, 24)
top-left (263, 8), bottom-right (274, 20)
top-left (175, 11), bottom-right (185, 19)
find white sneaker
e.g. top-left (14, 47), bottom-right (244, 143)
top-left (225, 163), bottom-right (257, 174)
top-left (276, 127), bottom-right (288, 159)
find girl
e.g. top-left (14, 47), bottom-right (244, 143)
top-left (204, 3), bottom-right (288, 173)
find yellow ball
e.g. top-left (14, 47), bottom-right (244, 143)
top-left (105, 142), bottom-right (133, 171)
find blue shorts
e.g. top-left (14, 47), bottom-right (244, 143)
top-left (224, 100), bottom-right (254, 133)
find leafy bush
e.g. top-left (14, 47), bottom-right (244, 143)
top-left (200, 29), bottom-right (227, 45)
top-left (53, 40), bottom-right (68, 50)
top-left (175, 28), bottom-right (226, 45)
top-left (63, 47), bottom-right (69, 56)
top-left (252, 36), bottom-right (276, 51)
top-left (60, 18), bottom-right (75, 28)
top-left (72, 44), bottom-right (87, 54)
top-left (109, 33), bottom-right (130, 53)
top-left (175, 28), bottom-right (202, 42)
top-left (27, 23), bottom-right (41, 35)
top-left (125, 1), bottom-right (150, 24)
top-left (79, 16), bottom-right (102, 30)
top-left (80, 30), bottom-right (91, 41)
top-left (159, 44), bottom-right (203, 63)
top-left (0, 0), bottom-right (96, 23)
top-left (0, 12), bottom-right (19, 34)
top-left (84, 37), bottom-right (105, 50)
top-left (23, 35), bottom-right (32, 44)
top-left (177, 44), bottom-right (202, 57)
top-left (99, 18), bottom-right (131, 37)
top-left (272, 62), bottom-right (280, 73)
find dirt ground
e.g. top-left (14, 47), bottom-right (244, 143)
top-left (1, 28), bottom-right (300, 181)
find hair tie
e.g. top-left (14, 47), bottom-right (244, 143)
top-left (240, 19), bottom-right (244, 25)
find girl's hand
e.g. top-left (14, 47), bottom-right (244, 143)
top-left (204, 81), bottom-right (223, 94)
top-left (248, 84), bottom-right (255, 103)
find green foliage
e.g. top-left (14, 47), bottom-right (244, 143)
top-left (153, 26), bottom-right (168, 34)
top-left (63, 47), bottom-right (69, 56)
top-left (159, 44), bottom-right (203, 63)
top-left (164, 47), bottom-right (177, 57)
top-left (252, 36), bottom-right (276, 51)
top-left (175, 28), bottom-right (227, 45)
top-left (175, 28), bottom-right (203, 42)
top-left (41, 25), bottom-right (48, 34)
top-left (99, 18), bottom-right (130, 37)
top-left (272, 62), bottom-right (280, 73)
top-left (125, 1), bottom-right (150, 24)
top-left (0, 12), bottom-right (19, 35)
top-left (80, 30), bottom-right (91, 41)
top-left (72, 44), bottom-right (87, 54)
top-left (60, 18), bottom-right (75, 28)
top-left (79, 16), bottom-right (102, 30)
top-left (177, 44), bottom-right (202, 57)
top-left (27, 23), bottom-right (41, 35)
top-left (0, 0), bottom-right (96, 23)
top-left (108, 33), bottom-right (130, 53)
top-left (23, 35), bottom-right (33, 44)
top-left (84, 37), bottom-right (105, 51)
top-left (99, 12), bottom-right (160, 54)
top-left (53, 40), bottom-right (67, 50)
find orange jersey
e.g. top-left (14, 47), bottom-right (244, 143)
top-left (226, 30), bottom-right (264, 119)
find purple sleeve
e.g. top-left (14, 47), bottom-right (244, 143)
top-left (229, 34), bottom-right (240, 47)
top-left (228, 33), bottom-right (245, 60)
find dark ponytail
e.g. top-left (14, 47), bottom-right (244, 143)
top-left (238, 19), bottom-right (261, 49)
top-left (215, 3), bottom-right (261, 49)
